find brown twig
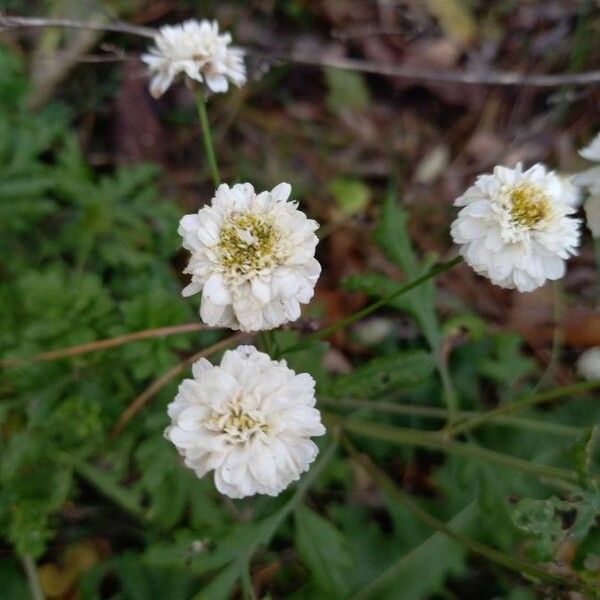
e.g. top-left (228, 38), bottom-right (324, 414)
top-left (111, 332), bottom-right (251, 436)
top-left (263, 51), bottom-right (600, 88)
top-left (1, 323), bottom-right (211, 367)
top-left (3, 15), bottom-right (600, 88)
top-left (0, 14), bottom-right (155, 38)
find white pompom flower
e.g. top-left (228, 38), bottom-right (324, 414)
top-left (165, 345), bottom-right (326, 499)
top-left (451, 163), bottom-right (581, 293)
top-left (573, 131), bottom-right (600, 237)
top-left (141, 19), bottom-right (246, 98)
top-left (179, 182), bottom-right (321, 332)
top-left (577, 347), bottom-right (600, 381)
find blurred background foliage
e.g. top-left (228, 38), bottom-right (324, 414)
top-left (1, 0), bottom-right (600, 598)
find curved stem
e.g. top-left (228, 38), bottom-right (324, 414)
top-left (279, 256), bottom-right (463, 356)
top-left (533, 281), bottom-right (564, 391)
top-left (1, 322), bottom-right (211, 368)
top-left (326, 413), bottom-right (579, 484)
top-left (21, 554), bottom-right (45, 600)
top-left (344, 440), bottom-right (584, 595)
top-left (195, 90), bottom-right (221, 188)
top-left (320, 398), bottom-right (582, 437)
top-left (445, 380), bottom-right (600, 437)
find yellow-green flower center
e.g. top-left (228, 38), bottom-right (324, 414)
top-left (509, 183), bottom-right (549, 228)
top-left (208, 402), bottom-right (269, 442)
top-left (218, 212), bottom-right (278, 276)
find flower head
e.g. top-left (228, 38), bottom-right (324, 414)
top-left (451, 163), bottom-right (580, 292)
top-left (165, 345), bottom-right (326, 498)
top-left (574, 132), bottom-right (600, 237)
top-left (141, 19), bottom-right (246, 98)
top-left (577, 347), bottom-right (600, 381)
top-left (179, 182), bottom-right (321, 331)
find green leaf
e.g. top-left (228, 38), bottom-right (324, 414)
top-left (8, 501), bottom-right (54, 558)
top-left (330, 351), bottom-right (436, 398)
top-left (373, 196), bottom-right (419, 278)
top-left (325, 68), bottom-right (370, 113)
top-left (194, 561), bottom-right (241, 600)
top-left (357, 502), bottom-right (478, 599)
top-left (570, 425), bottom-right (600, 483)
top-left (477, 333), bottom-right (535, 389)
top-left (511, 497), bottom-right (567, 561)
top-left (294, 504), bottom-right (354, 595)
top-left (328, 177), bottom-right (371, 216)
top-left (344, 272), bottom-right (414, 314)
top-left (371, 192), bottom-right (440, 347)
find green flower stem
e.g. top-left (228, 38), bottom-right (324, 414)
top-left (320, 398), bottom-right (582, 437)
top-left (325, 413), bottom-right (579, 484)
top-left (533, 281), bottom-right (565, 391)
top-left (344, 439), bottom-right (584, 595)
top-left (279, 255), bottom-right (463, 356)
top-left (21, 554), bottom-right (44, 600)
top-left (194, 437), bottom-right (338, 600)
top-left (195, 90), bottom-right (221, 188)
top-left (445, 379), bottom-right (600, 437)
top-left (436, 354), bottom-right (458, 424)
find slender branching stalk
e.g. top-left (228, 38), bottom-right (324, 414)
top-left (445, 380), bottom-right (600, 437)
top-left (320, 398), bottom-right (582, 437)
top-left (326, 413), bottom-right (581, 484)
top-left (195, 89), bottom-right (221, 188)
top-left (344, 439), bottom-right (586, 596)
top-left (21, 554), bottom-right (44, 600)
top-left (279, 256), bottom-right (463, 355)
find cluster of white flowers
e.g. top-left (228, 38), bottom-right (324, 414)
top-left (178, 182), bottom-right (321, 332)
top-left (142, 19), bottom-right (246, 98)
top-left (149, 17), bottom-right (600, 498)
top-left (451, 163), bottom-right (581, 292)
top-left (143, 18), bottom-right (327, 499)
top-left (165, 346), bottom-right (325, 498)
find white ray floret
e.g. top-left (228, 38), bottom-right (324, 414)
top-left (574, 131), bottom-right (600, 238)
top-left (451, 163), bottom-right (580, 292)
top-left (165, 345), bottom-right (326, 498)
top-left (141, 19), bottom-right (246, 98)
top-left (179, 182), bottom-right (321, 331)
top-left (576, 347), bottom-right (600, 381)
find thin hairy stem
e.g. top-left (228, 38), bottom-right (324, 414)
top-left (21, 554), bottom-right (44, 600)
top-left (445, 380), bottom-right (600, 437)
top-left (195, 89), bottom-right (221, 188)
top-left (280, 256), bottom-right (463, 355)
top-left (193, 436), bottom-right (339, 599)
top-left (344, 440), bottom-right (584, 596)
top-left (320, 398), bottom-right (582, 437)
top-left (534, 281), bottom-right (565, 391)
top-left (326, 414), bottom-right (579, 484)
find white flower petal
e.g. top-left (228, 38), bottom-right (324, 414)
top-left (577, 347), bottom-right (600, 380)
top-left (270, 182), bottom-right (292, 202)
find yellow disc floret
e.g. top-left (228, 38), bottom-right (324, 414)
top-left (509, 183), bottom-right (549, 228)
top-left (207, 399), bottom-right (269, 443)
top-left (218, 212), bottom-right (279, 276)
